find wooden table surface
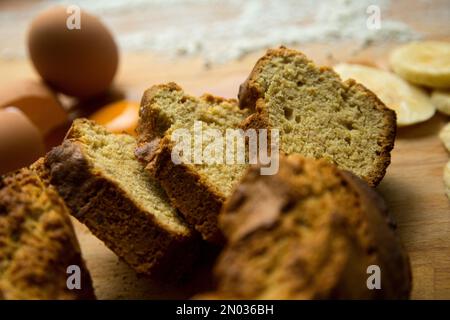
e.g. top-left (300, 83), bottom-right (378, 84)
top-left (0, 0), bottom-right (449, 299)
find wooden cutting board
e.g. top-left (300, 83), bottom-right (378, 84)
top-left (2, 41), bottom-right (449, 299)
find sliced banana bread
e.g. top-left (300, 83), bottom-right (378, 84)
top-left (136, 83), bottom-right (251, 244)
top-left (43, 119), bottom-right (199, 278)
top-left (239, 46), bottom-right (396, 186)
top-left (200, 155), bottom-right (411, 299)
top-left (0, 168), bottom-right (95, 300)
top-left (137, 48), bottom-right (396, 244)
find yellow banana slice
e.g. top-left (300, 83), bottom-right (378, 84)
top-left (440, 122), bottom-right (450, 152)
top-left (334, 63), bottom-right (436, 126)
top-left (432, 90), bottom-right (450, 115)
top-left (444, 161), bottom-right (450, 200)
top-left (389, 41), bottom-right (450, 89)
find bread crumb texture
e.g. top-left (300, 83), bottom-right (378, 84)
top-left (239, 47), bottom-right (396, 186)
top-left (138, 83), bottom-right (250, 197)
top-left (0, 168), bottom-right (95, 300)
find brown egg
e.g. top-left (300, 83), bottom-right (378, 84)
top-left (0, 107), bottom-right (45, 175)
top-left (0, 79), bottom-right (67, 135)
top-left (27, 6), bottom-right (119, 98)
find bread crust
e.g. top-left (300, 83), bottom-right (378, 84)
top-left (205, 155), bottom-right (411, 299)
top-left (144, 137), bottom-right (226, 245)
top-left (136, 83), bottom-right (240, 245)
top-left (238, 46), bottom-right (396, 186)
top-left (43, 129), bottom-right (199, 279)
top-left (0, 168), bottom-right (95, 300)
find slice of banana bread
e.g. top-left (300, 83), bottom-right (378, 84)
top-left (0, 168), bottom-right (95, 300)
top-left (201, 155), bottom-right (411, 299)
top-left (136, 83), bottom-right (251, 244)
top-left (43, 119), bottom-right (199, 278)
top-left (239, 47), bottom-right (396, 186)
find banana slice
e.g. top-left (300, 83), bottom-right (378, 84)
top-left (390, 41), bottom-right (450, 89)
top-left (334, 63), bottom-right (436, 126)
top-left (432, 90), bottom-right (450, 115)
top-left (444, 161), bottom-right (450, 200)
top-left (440, 122), bottom-right (450, 152)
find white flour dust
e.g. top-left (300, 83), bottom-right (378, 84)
top-left (0, 0), bottom-right (420, 64)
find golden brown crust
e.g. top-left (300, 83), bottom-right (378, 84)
top-left (43, 134), bottom-right (199, 279)
top-left (345, 80), bottom-right (397, 186)
top-left (238, 46), bottom-right (396, 187)
top-left (204, 155), bottom-right (411, 299)
top-left (200, 93), bottom-right (238, 106)
top-left (0, 168), bottom-right (95, 300)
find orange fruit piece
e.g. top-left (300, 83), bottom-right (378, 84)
top-left (90, 100), bottom-right (139, 135)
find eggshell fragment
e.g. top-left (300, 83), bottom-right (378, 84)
top-left (0, 107), bottom-right (45, 175)
top-left (0, 79), bottom-right (67, 135)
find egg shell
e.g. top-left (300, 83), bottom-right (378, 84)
top-left (27, 6), bottom-right (119, 98)
top-left (0, 107), bottom-right (45, 175)
top-left (0, 79), bottom-right (67, 135)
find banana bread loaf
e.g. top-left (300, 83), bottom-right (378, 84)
top-left (43, 119), bottom-right (199, 278)
top-left (0, 168), bottom-right (95, 299)
top-left (200, 155), bottom-right (411, 299)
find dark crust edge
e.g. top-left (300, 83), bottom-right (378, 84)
top-left (238, 46), bottom-right (396, 187)
top-left (338, 169), bottom-right (412, 299)
top-left (43, 138), bottom-right (200, 279)
top-left (0, 167), bottom-right (96, 300)
top-left (145, 137), bottom-right (226, 246)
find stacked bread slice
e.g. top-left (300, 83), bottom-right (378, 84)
top-left (136, 83), bottom-right (251, 244)
top-left (238, 47), bottom-right (396, 186)
top-left (42, 119), bottom-right (200, 278)
top-left (133, 47), bottom-right (409, 299)
top-left (137, 47), bottom-right (396, 244)
top-left (1, 46), bottom-right (411, 299)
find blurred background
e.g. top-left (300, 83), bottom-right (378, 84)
top-left (0, 0), bottom-right (448, 108)
top-left (1, 0), bottom-right (449, 63)
top-left (1, 0), bottom-right (448, 100)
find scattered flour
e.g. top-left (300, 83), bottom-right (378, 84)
top-left (0, 0), bottom-right (420, 64)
